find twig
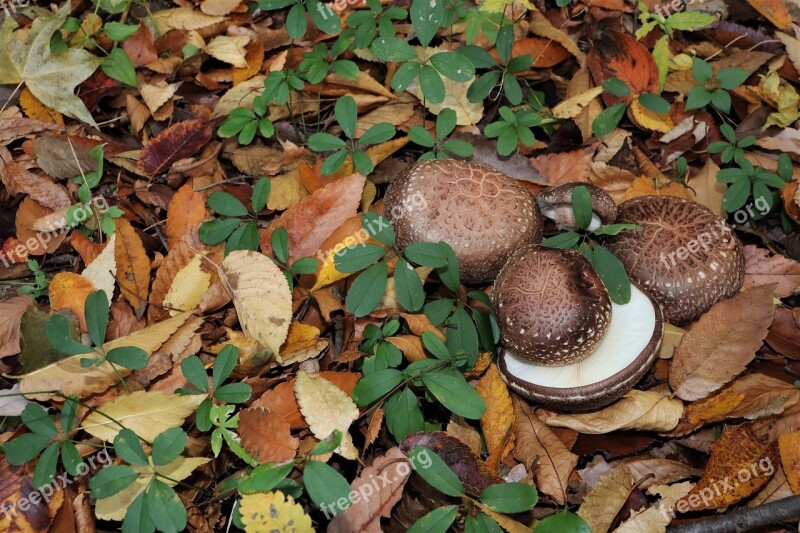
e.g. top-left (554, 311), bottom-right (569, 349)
top-left (667, 495), bottom-right (800, 533)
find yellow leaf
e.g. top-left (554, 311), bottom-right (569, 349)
top-left (294, 371), bottom-right (359, 460)
top-left (546, 390), bottom-right (684, 433)
top-left (280, 322), bottom-right (326, 366)
top-left (210, 327), bottom-right (273, 374)
top-left (479, 0), bottom-right (534, 13)
top-left (686, 158), bottom-right (725, 217)
top-left (19, 312), bottom-right (193, 400)
top-left (577, 468), bottom-right (634, 532)
top-left (408, 75), bottom-right (483, 125)
top-left (115, 218), bottom-right (151, 319)
top-left (19, 87), bottom-right (64, 126)
top-left (152, 7), bottom-right (226, 33)
top-left (629, 98), bottom-right (674, 133)
top-left (476, 364), bottom-right (514, 470)
top-left (205, 35), bottom-right (250, 68)
top-left (163, 254), bottom-right (211, 315)
top-left (400, 313), bottom-right (445, 341)
top-left (222, 250), bottom-right (293, 360)
top-left (623, 176), bottom-right (693, 202)
top-left (551, 86), bottom-right (604, 119)
top-left (48, 271), bottom-right (96, 331)
top-left (95, 456), bottom-right (210, 521)
top-left (81, 390), bottom-right (205, 441)
top-left (81, 233), bottom-right (117, 303)
top-left (240, 491), bottom-right (313, 533)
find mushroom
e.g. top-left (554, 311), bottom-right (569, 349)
top-left (602, 195), bottom-right (744, 325)
top-left (493, 245), bottom-right (663, 411)
top-left (537, 182), bottom-right (617, 231)
top-left (384, 160), bottom-right (543, 283)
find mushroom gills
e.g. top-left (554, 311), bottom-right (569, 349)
top-left (503, 284), bottom-right (656, 387)
top-left (540, 205), bottom-right (603, 232)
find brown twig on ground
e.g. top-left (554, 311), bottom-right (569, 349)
top-left (667, 495), bottom-right (800, 533)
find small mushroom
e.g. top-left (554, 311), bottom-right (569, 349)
top-left (384, 160), bottom-right (543, 283)
top-left (537, 182), bottom-right (617, 231)
top-left (493, 245), bottom-right (664, 411)
top-left (492, 246), bottom-right (612, 366)
top-left (602, 195), bottom-right (744, 325)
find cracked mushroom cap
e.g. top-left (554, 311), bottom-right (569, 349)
top-left (491, 246), bottom-right (612, 365)
top-left (603, 195), bottom-right (744, 325)
top-left (498, 281), bottom-right (663, 411)
top-left (384, 160), bottom-right (543, 283)
top-left (537, 182), bottom-right (617, 231)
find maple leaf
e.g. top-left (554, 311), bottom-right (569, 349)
top-left (5, 5), bottom-right (101, 126)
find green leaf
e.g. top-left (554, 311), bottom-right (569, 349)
top-left (422, 331), bottom-right (450, 360)
top-left (214, 383), bottom-right (252, 403)
top-left (535, 511), bottom-right (591, 533)
top-left (352, 150), bottom-right (374, 175)
top-left (479, 482), bottom-right (538, 513)
top-left (308, 132), bottom-right (347, 152)
top-left (271, 226), bottom-right (289, 263)
top-left (32, 442), bottom-right (59, 490)
top-left (333, 59), bottom-right (359, 79)
top-left (445, 305), bottom-right (478, 360)
top-left (666, 11), bottom-right (715, 31)
top-left (122, 491), bottom-right (153, 533)
top-left (45, 314), bottom-right (93, 355)
top-left (652, 35), bottom-right (669, 92)
top-left (89, 464), bottom-right (139, 498)
top-left (692, 57), bottom-right (713, 84)
top-left (104, 22), bottom-right (139, 41)
top-left (430, 52), bottom-right (475, 83)
top-left (252, 178), bottom-right (271, 213)
top-left (408, 446), bottom-right (464, 496)
top-left (181, 355), bottom-right (209, 393)
top-left (465, 512), bottom-right (504, 533)
top-left (361, 212), bottom-right (395, 247)
top-left (779, 153), bottom-right (794, 181)
top-left (199, 217), bottom-right (241, 245)
top-left (408, 506), bottom-right (458, 533)
top-left (436, 243), bottom-right (460, 292)
top-left (106, 346), bottom-right (148, 370)
top-left (590, 244), bottom-right (631, 305)
top-left (717, 67), bottom-right (749, 90)
top-left (61, 397), bottom-right (78, 432)
top-left (591, 103), bottom-right (627, 137)
top-left (291, 257), bottom-right (318, 275)
top-left (61, 440), bottom-right (83, 476)
top-left (468, 70), bottom-right (500, 102)
top-left (2, 433), bottom-right (50, 464)
top-left (571, 185), bottom-right (593, 230)
top-left (22, 403), bottom-right (58, 436)
top-left (213, 344), bottom-right (238, 389)
top-left (685, 85), bottom-right (712, 110)
top-left (311, 430), bottom-right (343, 455)
top-left (352, 369), bottom-right (404, 406)
top-left (723, 178), bottom-right (751, 212)
top-left (85, 290), bottom-right (110, 347)
top-left (502, 74), bottom-right (523, 105)
top-left (286, 3), bottom-right (308, 39)
top-left (542, 232), bottom-right (580, 249)
top-left (419, 64), bottom-right (445, 104)
top-left (422, 371), bottom-right (486, 419)
top-left (371, 36), bottom-right (418, 62)
top-left (114, 428), bottom-right (150, 466)
top-left (152, 428), bottom-right (188, 466)
top-left (638, 92), bottom-right (670, 114)
top-left (225, 222), bottom-right (260, 254)
top-left (409, 125), bottom-right (436, 147)
top-left (146, 479), bottom-right (187, 533)
top-left (335, 96), bottom-right (358, 139)
top-left (238, 462), bottom-right (295, 494)
top-left (391, 60), bottom-right (421, 92)
top-left (603, 77), bottom-right (630, 97)
top-left (359, 122), bottom-right (396, 145)
top-left (424, 298), bottom-right (455, 326)
top-left (384, 388), bottom-right (424, 441)
top-left (321, 150), bottom-right (349, 176)
top-left (394, 258), bottom-right (425, 312)
top-left (410, 0), bottom-right (444, 47)
top-left (496, 24), bottom-right (513, 63)
top-left (208, 191), bottom-right (249, 217)
top-left (710, 88), bottom-right (731, 113)
top-left (101, 48), bottom-right (136, 87)
top-left (436, 108), bottom-right (457, 139)
top-left (303, 461), bottom-right (353, 512)
top-left (441, 140), bottom-right (474, 157)
top-left (307, 0), bottom-right (342, 35)
top-left (592, 223), bottom-right (641, 236)
top-left (404, 242), bottom-right (449, 267)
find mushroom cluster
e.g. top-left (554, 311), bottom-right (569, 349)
top-left (383, 160), bottom-right (543, 283)
top-left (603, 195), bottom-right (745, 325)
top-left (493, 245), bottom-right (664, 410)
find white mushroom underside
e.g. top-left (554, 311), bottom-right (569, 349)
top-left (540, 206), bottom-right (602, 232)
top-left (504, 284), bottom-right (656, 388)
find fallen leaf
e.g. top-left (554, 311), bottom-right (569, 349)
top-left (81, 232), bottom-right (117, 303)
top-left (407, 76), bottom-right (483, 125)
top-left (611, 456), bottom-right (702, 489)
top-left (745, 0), bottom-right (792, 30)
top-left (778, 430), bottom-right (800, 493)
top-left (665, 51), bottom-right (773, 94)
top-left (295, 371), bottom-right (359, 460)
top-left (512, 395), bottom-right (577, 505)
top-left (239, 491), bottom-right (312, 532)
top-left (205, 35), bottom-right (250, 68)
top-left (577, 467), bottom-right (633, 533)
top-left (15, 197), bottom-right (67, 255)
top-left (749, 467), bottom-right (793, 506)
top-left (588, 29), bottom-right (658, 104)
top-left (616, 481), bottom-right (693, 533)
top-left (114, 218), bottom-right (151, 319)
top-left (163, 254), bottom-right (211, 314)
top-left (476, 364), bottom-right (514, 471)
top-left (669, 284), bottom-right (776, 401)
top-left (546, 390), bottom-right (684, 433)
top-left (137, 119), bottom-right (213, 175)
top-left (0, 457), bottom-right (64, 531)
top-left (530, 148), bottom-right (594, 185)
top-left (239, 407), bottom-right (299, 463)
top-left (0, 296), bottom-right (31, 358)
top-left (743, 245), bottom-right (800, 297)
top-left (686, 158), bottom-right (725, 217)
top-left (152, 7), bottom-right (226, 33)
top-left (48, 272), bottom-right (97, 331)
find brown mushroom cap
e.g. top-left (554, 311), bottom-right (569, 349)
top-left (537, 182), bottom-right (617, 231)
top-left (492, 245), bottom-right (612, 365)
top-left (384, 160), bottom-right (543, 283)
top-left (602, 195), bottom-right (744, 325)
top-left (498, 281), bottom-right (663, 411)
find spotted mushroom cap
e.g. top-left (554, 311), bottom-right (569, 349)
top-left (384, 160), bottom-right (543, 283)
top-left (491, 245), bottom-right (612, 365)
top-left (602, 195), bottom-right (745, 325)
top-left (537, 182), bottom-right (618, 231)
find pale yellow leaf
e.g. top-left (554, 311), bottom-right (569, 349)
top-left (201, 0), bottom-right (242, 16)
top-left (577, 467), bottom-right (633, 533)
top-left (205, 35), bottom-right (249, 68)
top-left (81, 233), bottom-right (116, 302)
top-left (551, 86), bottom-right (603, 119)
top-left (163, 254), bottom-right (211, 315)
top-left (614, 482), bottom-right (694, 533)
top-left (139, 81), bottom-right (181, 115)
top-left (240, 491), bottom-right (313, 532)
top-left (294, 371), bottom-right (359, 460)
top-left (408, 77), bottom-right (483, 125)
top-left (152, 7), bottom-right (226, 33)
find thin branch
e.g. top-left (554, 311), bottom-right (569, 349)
top-left (667, 495), bottom-right (800, 533)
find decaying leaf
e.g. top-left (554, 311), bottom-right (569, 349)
top-left (577, 467), bottom-right (633, 533)
top-left (546, 390), bottom-right (683, 433)
top-left (239, 491), bottom-right (312, 532)
top-left (295, 371), bottom-right (359, 460)
top-left (239, 407), bottom-right (299, 464)
top-left (0, 296), bottom-right (32, 357)
top-left (114, 218), bottom-right (151, 319)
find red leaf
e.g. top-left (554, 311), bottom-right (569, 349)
top-left (137, 119), bottom-right (213, 176)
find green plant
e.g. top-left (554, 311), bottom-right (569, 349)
top-left (333, 0), bottom-right (408, 54)
top-left (717, 153), bottom-right (791, 213)
top-left (198, 178), bottom-right (271, 255)
top-left (256, 0), bottom-right (341, 38)
top-left (299, 43), bottom-right (359, 83)
top-left (270, 227), bottom-right (319, 289)
top-left (66, 145), bottom-right (124, 237)
top-left (217, 96), bottom-right (275, 146)
top-left (484, 105), bottom-right (541, 156)
top-left (464, 27), bottom-right (530, 105)
top-left (307, 95), bottom-right (396, 175)
top-left (592, 78), bottom-right (670, 137)
top-left (541, 185), bottom-right (641, 304)
top-left (408, 108), bottom-right (474, 160)
top-left (708, 123), bottom-right (756, 164)
top-left (18, 259), bottom-right (49, 299)
top-left (685, 57), bottom-right (750, 114)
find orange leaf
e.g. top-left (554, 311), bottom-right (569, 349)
top-left (623, 176), bottom-right (693, 202)
top-left (15, 197), bottom-right (66, 256)
top-left (71, 231), bottom-right (105, 266)
top-left (165, 183), bottom-right (207, 249)
top-left (745, 0), bottom-right (792, 30)
top-left (49, 272), bottom-right (97, 331)
top-left (491, 37), bottom-right (571, 68)
top-left (778, 431), bottom-right (800, 494)
top-left (19, 87), bottom-right (64, 127)
top-left (476, 364), bottom-right (515, 472)
top-left (114, 218), bottom-right (151, 319)
top-left (239, 407), bottom-right (299, 463)
top-left (400, 313), bottom-right (445, 341)
top-left (588, 30), bottom-right (659, 105)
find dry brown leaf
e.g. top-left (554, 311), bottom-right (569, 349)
top-left (386, 335), bottom-right (425, 362)
top-left (446, 417), bottom-right (482, 456)
top-left (114, 218), bottom-right (151, 319)
top-left (611, 456), bottom-right (702, 489)
top-left (165, 185), bottom-right (207, 250)
top-left (365, 408), bottom-right (383, 449)
top-left (743, 245), bottom-right (800, 297)
top-left (328, 447), bottom-right (411, 533)
top-left (0, 147), bottom-right (70, 211)
top-left (669, 284), bottom-right (776, 401)
top-left (476, 364), bottom-right (514, 472)
top-left (512, 396), bottom-right (577, 505)
top-left (749, 466), bottom-right (793, 506)
top-left (530, 148), bottom-right (594, 185)
top-left (616, 481), bottom-right (694, 533)
top-left (546, 390), bottom-right (683, 433)
top-left (239, 407), bottom-right (299, 463)
top-left (778, 430), bottom-right (800, 494)
top-left (686, 158), bottom-right (725, 217)
top-left (15, 197), bottom-right (66, 256)
top-left (0, 296), bottom-right (31, 358)
top-left (576, 467), bottom-right (633, 533)
top-left (48, 272), bottom-right (96, 331)
top-left (676, 426), bottom-right (777, 511)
